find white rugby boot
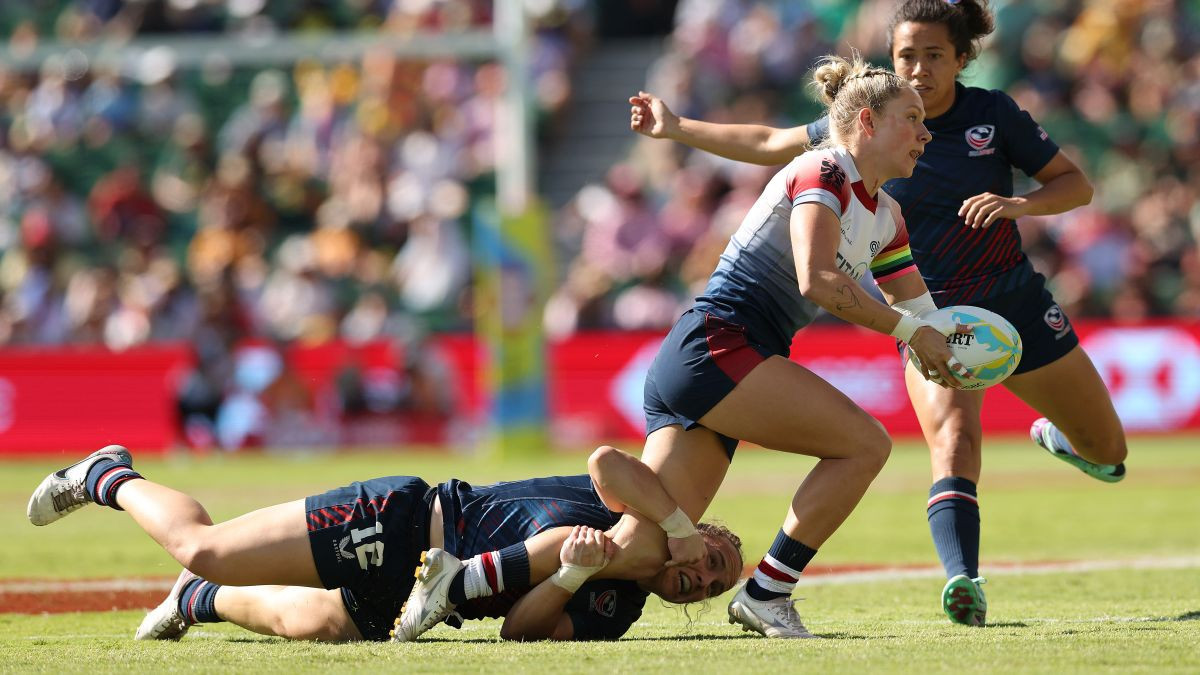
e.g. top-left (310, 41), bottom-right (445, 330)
top-left (727, 584), bottom-right (817, 638)
top-left (391, 549), bottom-right (464, 642)
top-left (136, 569), bottom-right (198, 640)
top-left (27, 445), bottom-right (133, 526)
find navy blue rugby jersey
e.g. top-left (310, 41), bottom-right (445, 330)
top-left (808, 82), bottom-right (1060, 304)
top-left (437, 474), bottom-right (647, 640)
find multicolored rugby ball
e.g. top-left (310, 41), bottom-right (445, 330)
top-left (915, 305), bottom-right (1023, 390)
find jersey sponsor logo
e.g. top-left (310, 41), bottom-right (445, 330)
top-left (1044, 304), bottom-right (1071, 339)
top-left (835, 251), bottom-right (868, 280)
top-left (819, 158), bottom-right (846, 192)
top-left (965, 124), bottom-right (996, 157)
top-left (869, 240), bottom-right (880, 256)
top-left (590, 589), bottom-right (617, 618)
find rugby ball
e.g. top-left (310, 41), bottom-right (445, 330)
top-left (913, 305), bottom-right (1022, 390)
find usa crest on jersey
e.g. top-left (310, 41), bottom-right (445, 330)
top-left (965, 124), bottom-right (996, 157)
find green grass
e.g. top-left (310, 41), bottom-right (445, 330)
top-left (2, 436), bottom-right (1199, 672)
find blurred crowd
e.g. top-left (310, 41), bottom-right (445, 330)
top-left (547, 0), bottom-right (1200, 336)
top-left (0, 0), bottom-right (590, 447)
top-left (1, 1), bottom-right (1198, 445)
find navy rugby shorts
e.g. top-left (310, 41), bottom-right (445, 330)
top-left (971, 272), bottom-right (1080, 375)
top-left (305, 476), bottom-right (435, 641)
top-left (643, 309), bottom-right (777, 460)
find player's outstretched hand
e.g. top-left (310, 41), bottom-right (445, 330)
top-left (664, 532), bottom-right (706, 568)
top-left (560, 525), bottom-right (616, 569)
top-left (629, 91), bottom-right (678, 139)
top-left (958, 192), bottom-right (1029, 229)
top-left (908, 324), bottom-right (974, 388)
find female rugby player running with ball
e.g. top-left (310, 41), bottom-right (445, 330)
top-left (613, 53), bottom-right (973, 639)
top-left (630, 0), bottom-right (1128, 628)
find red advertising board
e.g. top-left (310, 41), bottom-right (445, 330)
top-left (1, 321), bottom-right (1198, 455)
top-left (0, 345), bottom-right (193, 455)
top-left (551, 322), bottom-right (1200, 440)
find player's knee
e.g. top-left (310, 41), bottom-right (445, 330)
top-left (930, 426), bottom-right (981, 464)
top-left (170, 539), bottom-right (224, 582)
top-left (1077, 434), bottom-right (1128, 465)
top-left (853, 417), bottom-right (892, 474)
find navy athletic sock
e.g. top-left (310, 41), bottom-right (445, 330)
top-left (178, 578), bottom-right (223, 624)
top-left (83, 459), bottom-right (142, 511)
top-left (497, 542), bottom-right (531, 587)
top-left (927, 477), bottom-right (980, 579)
top-left (448, 569), bottom-right (469, 605)
top-left (745, 530), bottom-right (818, 601)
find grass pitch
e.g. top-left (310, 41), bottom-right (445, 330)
top-left (2, 436), bottom-right (1198, 673)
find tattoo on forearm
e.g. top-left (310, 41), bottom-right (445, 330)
top-left (834, 285), bottom-right (862, 312)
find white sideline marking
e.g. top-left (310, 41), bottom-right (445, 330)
top-left (2, 555), bottom-right (1197, 595)
top-left (794, 554), bottom-right (1200, 587)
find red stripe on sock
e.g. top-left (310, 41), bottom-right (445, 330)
top-left (927, 491), bottom-right (979, 508)
top-left (186, 582), bottom-right (203, 623)
top-left (94, 466), bottom-right (127, 505)
top-left (756, 560), bottom-right (797, 583)
top-left (481, 552), bottom-right (500, 593)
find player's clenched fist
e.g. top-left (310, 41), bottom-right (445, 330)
top-left (560, 525), bottom-right (616, 568)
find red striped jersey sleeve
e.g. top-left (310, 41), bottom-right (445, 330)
top-left (785, 152), bottom-right (851, 218)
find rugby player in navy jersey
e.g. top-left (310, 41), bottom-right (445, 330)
top-left (630, 0), bottom-right (1128, 628)
top-left (26, 445), bottom-right (742, 642)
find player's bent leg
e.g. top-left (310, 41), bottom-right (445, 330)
top-left (213, 586), bottom-right (361, 641)
top-left (116, 479), bottom-right (321, 587)
top-left (697, 356), bottom-right (891, 639)
top-left (639, 425), bottom-right (731, 523)
top-left (1005, 345), bottom-right (1128, 477)
top-left (700, 355), bottom-right (892, 547)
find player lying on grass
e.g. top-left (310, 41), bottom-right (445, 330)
top-left (395, 444), bottom-right (745, 641)
top-left (27, 445), bottom-right (742, 642)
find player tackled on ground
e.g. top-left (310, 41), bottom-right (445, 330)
top-left (27, 445), bottom-right (741, 642)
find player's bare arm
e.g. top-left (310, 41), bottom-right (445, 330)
top-left (588, 445), bottom-right (705, 566)
top-left (629, 91), bottom-right (811, 165)
top-left (501, 526), bottom-right (614, 641)
top-left (959, 151), bottom-right (1093, 228)
top-left (791, 203), bottom-right (966, 385)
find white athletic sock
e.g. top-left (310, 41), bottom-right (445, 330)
top-left (461, 551), bottom-right (504, 600)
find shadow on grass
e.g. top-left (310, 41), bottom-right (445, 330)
top-left (622, 634), bottom-right (761, 642)
top-left (1171, 611), bottom-right (1200, 621)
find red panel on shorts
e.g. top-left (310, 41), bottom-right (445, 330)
top-left (704, 314), bottom-right (764, 383)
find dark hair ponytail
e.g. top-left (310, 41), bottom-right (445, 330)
top-left (887, 0), bottom-right (995, 65)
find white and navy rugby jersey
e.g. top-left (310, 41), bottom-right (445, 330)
top-left (694, 146), bottom-right (917, 354)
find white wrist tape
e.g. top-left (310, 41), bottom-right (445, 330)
top-left (891, 291), bottom-right (938, 318)
top-left (890, 314), bottom-right (925, 344)
top-left (550, 563), bottom-right (600, 594)
top-left (657, 507), bottom-right (697, 539)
